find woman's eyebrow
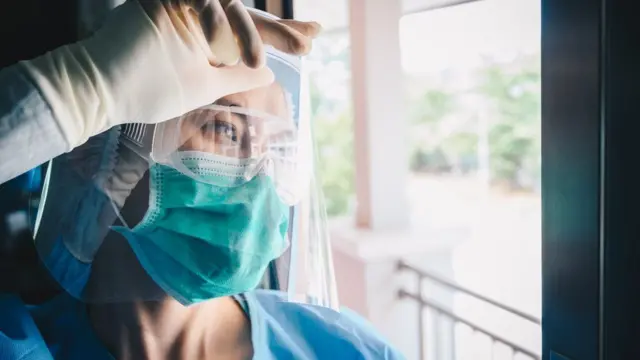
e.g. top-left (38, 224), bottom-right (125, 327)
top-left (213, 98), bottom-right (249, 126)
top-left (214, 98), bottom-right (241, 107)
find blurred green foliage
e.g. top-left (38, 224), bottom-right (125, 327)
top-left (310, 35), bottom-right (540, 217)
top-left (313, 111), bottom-right (355, 216)
top-left (309, 80), bottom-right (355, 216)
top-left (408, 56), bottom-right (541, 191)
top-left (480, 62), bottom-right (541, 190)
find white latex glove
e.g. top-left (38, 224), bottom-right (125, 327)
top-left (20, 0), bottom-right (320, 151)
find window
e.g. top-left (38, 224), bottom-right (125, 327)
top-left (401, 0), bottom-right (541, 357)
top-left (295, 0), bottom-right (542, 357)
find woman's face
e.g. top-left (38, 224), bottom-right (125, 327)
top-left (178, 83), bottom-right (290, 159)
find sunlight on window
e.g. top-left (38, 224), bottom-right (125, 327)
top-left (295, 0), bottom-right (542, 356)
top-left (401, 0), bottom-right (541, 357)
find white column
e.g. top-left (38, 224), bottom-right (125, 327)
top-left (349, 0), bottom-right (409, 231)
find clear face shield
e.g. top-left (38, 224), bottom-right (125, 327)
top-left (28, 46), bottom-right (339, 309)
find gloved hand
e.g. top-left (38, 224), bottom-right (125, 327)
top-left (20, 0), bottom-right (321, 151)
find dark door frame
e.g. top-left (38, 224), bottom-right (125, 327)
top-left (543, 0), bottom-right (640, 359)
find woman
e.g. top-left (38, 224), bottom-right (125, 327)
top-left (0, 1), bottom-right (404, 358)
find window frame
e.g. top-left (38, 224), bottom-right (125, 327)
top-left (542, 0), bottom-right (640, 358)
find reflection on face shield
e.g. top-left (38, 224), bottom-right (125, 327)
top-left (152, 100), bottom-right (302, 206)
top-left (175, 105), bottom-right (297, 161)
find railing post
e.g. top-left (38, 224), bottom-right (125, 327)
top-left (417, 274), bottom-right (424, 360)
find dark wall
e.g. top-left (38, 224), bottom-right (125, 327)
top-left (0, 1), bottom-right (75, 302)
top-left (0, 1), bottom-right (78, 68)
top-left (0, 0), bottom-right (296, 69)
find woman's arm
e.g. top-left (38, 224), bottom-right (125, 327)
top-left (0, 1), bottom-right (320, 186)
top-left (0, 65), bottom-right (67, 185)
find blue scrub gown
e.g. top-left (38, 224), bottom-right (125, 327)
top-left (0, 290), bottom-right (404, 360)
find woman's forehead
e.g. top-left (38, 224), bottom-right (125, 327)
top-left (217, 82), bottom-right (289, 120)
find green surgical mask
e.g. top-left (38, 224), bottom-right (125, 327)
top-left (114, 154), bottom-right (290, 305)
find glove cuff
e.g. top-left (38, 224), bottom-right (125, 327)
top-left (20, 0), bottom-right (184, 151)
top-left (20, 44), bottom-right (101, 151)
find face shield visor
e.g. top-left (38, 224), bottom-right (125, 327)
top-left (143, 102), bottom-right (301, 206)
top-left (28, 45), bottom-right (339, 309)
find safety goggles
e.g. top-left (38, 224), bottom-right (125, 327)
top-left (121, 104), bottom-right (304, 206)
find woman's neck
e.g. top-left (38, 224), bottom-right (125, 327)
top-left (85, 235), bottom-right (253, 360)
top-left (87, 296), bottom-right (253, 360)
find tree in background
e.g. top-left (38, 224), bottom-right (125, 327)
top-left (313, 109), bottom-right (355, 216)
top-left (309, 71), bottom-right (355, 217)
top-left (409, 88), bottom-right (459, 173)
top-left (411, 89), bottom-right (457, 126)
top-left (306, 33), bottom-right (356, 217)
top-left (407, 54), bottom-right (540, 191)
top-left (309, 31), bottom-right (541, 217)
top-left (477, 57), bottom-right (541, 190)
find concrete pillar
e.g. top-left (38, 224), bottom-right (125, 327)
top-left (349, 0), bottom-right (410, 231)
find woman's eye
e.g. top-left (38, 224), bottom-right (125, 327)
top-left (202, 120), bottom-right (238, 142)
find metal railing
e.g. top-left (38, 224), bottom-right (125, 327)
top-left (398, 261), bottom-right (541, 360)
